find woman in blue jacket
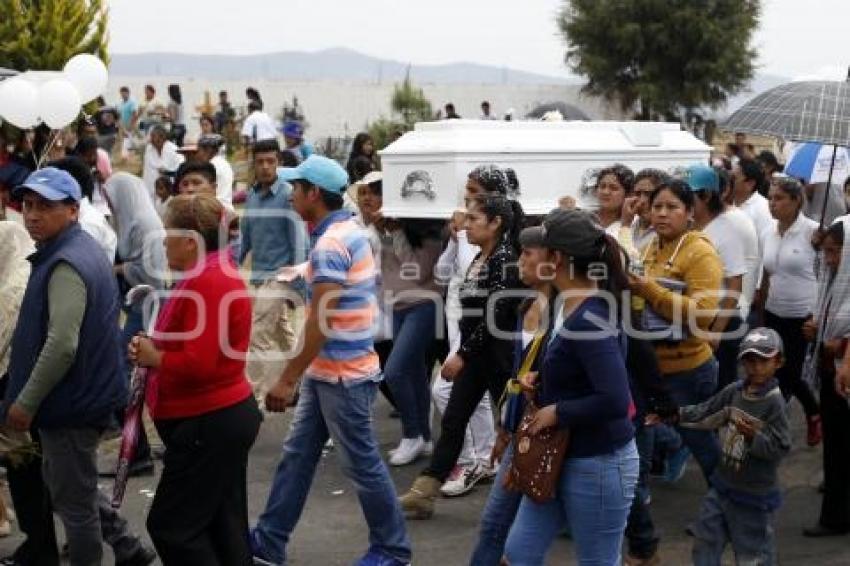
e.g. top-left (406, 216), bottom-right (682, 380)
top-left (503, 208), bottom-right (639, 565)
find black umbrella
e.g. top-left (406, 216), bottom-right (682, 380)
top-left (722, 69), bottom-right (850, 226)
top-left (526, 102), bottom-right (591, 121)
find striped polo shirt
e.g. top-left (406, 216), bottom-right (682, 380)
top-left (305, 210), bottom-right (380, 383)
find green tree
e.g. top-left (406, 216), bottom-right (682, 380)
top-left (0, 0), bottom-right (109, 71)
top-left (558, 0), bottom-right (759, 120)
top-left (369, 69), bottom-right (434, 149)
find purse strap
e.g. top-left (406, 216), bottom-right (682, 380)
top-left (502, 332), bottom-right (547, 402)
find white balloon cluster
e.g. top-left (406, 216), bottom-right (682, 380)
top-left (0, 54), bottom-right (108, 130)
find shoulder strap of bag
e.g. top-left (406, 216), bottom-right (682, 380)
top-left (518, 332), bottom-right (546, 378)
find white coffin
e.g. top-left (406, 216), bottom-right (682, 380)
top-left (379, 120), bottom-right (711, 218)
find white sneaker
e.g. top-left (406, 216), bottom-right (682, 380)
top-left (389, 439), bottom-right (432, 459)
top-left (440, 462), bottom-right (489, 497)
top-left (389, 437), bottom-right (425, 466)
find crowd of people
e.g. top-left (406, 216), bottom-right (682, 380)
top-left (2, 99), bottom-right (850, 566)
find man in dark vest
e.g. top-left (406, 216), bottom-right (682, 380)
top-left (3, 167), bottom-right (154, 566)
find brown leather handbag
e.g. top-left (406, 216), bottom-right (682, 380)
top-left (504, 395), bottom-right (570, 503)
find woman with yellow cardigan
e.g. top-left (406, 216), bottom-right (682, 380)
top-left (629, 178), bottom-right (724, 484)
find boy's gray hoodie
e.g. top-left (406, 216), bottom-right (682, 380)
top-left (679, 379), bottom-right (790, 508)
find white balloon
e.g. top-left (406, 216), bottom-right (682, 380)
top-left (63, 54), bottom-right (108, 102)
top-left (0, 77), bottom-right (40, 128)
top-left (38, 79), bottom-right (82, 129)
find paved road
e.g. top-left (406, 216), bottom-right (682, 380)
top-left (2, 400), bottom-right (848, 565)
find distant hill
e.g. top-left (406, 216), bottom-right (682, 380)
top-left (109, 47), bottom-right (579, 85)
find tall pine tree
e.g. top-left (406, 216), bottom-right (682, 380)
top-left (558, 0), bottom-right (759, 120)
top-left (0, 0), bottom-right (109, 71)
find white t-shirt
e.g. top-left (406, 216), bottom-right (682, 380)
top-left (210, 155), bottom-right (234, 206)
top-left (762, 213), bottom-right (819, 318)
top-left (703, 207), bottom-right (760, 317)
top-left (241, 111), bottom-right (277, 143)
top-left (738, 192), bottom-right (773, 242)
top-left (79, 198), bottom-right (117, 263)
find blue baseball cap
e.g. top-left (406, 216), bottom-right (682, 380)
top-left (685, 164), bottom-right (720, 192)
top-left (13, 167), bottom-right (82, 202)
top-left (281, 121), bottom-right (304, 139)
top-left (278, 155), bottom-right (349, 194)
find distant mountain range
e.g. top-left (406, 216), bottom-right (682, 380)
top-left (108, 47), bottom-right (789, 115)
top-left (109, 47), bottom-right (578, 85)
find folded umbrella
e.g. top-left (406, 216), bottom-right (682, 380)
top-left (111, 285), bottom-right (158, 509)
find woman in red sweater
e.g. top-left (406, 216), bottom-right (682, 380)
top-left (129, 193), bottom-right (261, 565)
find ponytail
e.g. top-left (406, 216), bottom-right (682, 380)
top-left (506, 199), bottom-right (525, 252)
top-left (599, 233), bottom-right (629, 298)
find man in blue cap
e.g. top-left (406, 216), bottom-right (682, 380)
top-left (3, 168), bottom-right (154, 566)
top-left (282, 120), bottom-right (314, 163)
top-left (251, 156), bottom-right (411, 566)
top-left (688, 163), bottom-right (759, 390)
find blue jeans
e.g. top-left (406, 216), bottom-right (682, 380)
top-left (665, 358), bottom-right (721, 482)
top-left (385, 301), bottom-right (436, 441)
top-left (692, 488), bottom-right (775, 566)
top-left (470, 443), bottom-right (523, 566)
top-left (504, 440), bottom-right (639, 566)
top-left (252, 379), bottom-right (411, 564)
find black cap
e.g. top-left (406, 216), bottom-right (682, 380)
top-left (519, 208), bottom-right (604, 256)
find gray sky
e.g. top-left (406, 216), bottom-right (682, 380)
top-left (107, 0), bottom-right (846, 80)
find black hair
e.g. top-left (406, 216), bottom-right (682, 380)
top-left (199, 114), bottom-right (217, 133)
top-left (175, 161), bottom-right (216, 186)
top-left (505, 168), bottom-right (520, 197)
top-left (445, 103), bottom-right (455, 111)
top-left (120, 86), bottom-right (129, 93)
top-left (770, 176), bottom-right (804, 215)
top-left (468, 164), bottom-right (511, 195)
top-left (363, 179), bottom-right (383, 197)
top-left (481, 100), bottom-right (490, 107)
top-left (739, 158), bottom-right (769, 197)
top-left (246, 87), bottom-right (261, 101)
top-left (726, 143), bottom-right (740, 156)
top-left (247, 100), bottom-right (262, 113)
top-left (279, 149), bottom-right (300, 168)
top-left (253, 139), bottom-right (280, 157)
top-left (844, 175), bottom-right (850, 189)
top-left (219, 90), bottom-right (228, 97)
top-left (650, 179), bottom-right (696, 210)
top-left (149, 124), bottom-right (168, 138)
top-left (825, 220), bottom-right (845, 245)
top-left (350, 133), bottom-right (373, 158)
top-left (48, 157), bottom-right (94, 201)
top-left (318, 188), bottom-right (344, 211)
top-left (715, 167), bottom-right (730, 195)
top-left (595, 164), bottom-right (635, 194)
top-left (696, 189), bottom-right (724, 216)
top-left (144, 84), bottom-right (155, 93)
top-left (570, 232), bottom-right (630, 301)
top-left (756, 150), bottom-right (782, 172)
top-left (348, 155), bottom-right (374, 182)
top-left (634, 168), bottom-right (669, 190)
top-left (167, 84), bottom-right (182, 105)
top-left (469, 193), bottom-right (525, 252)
top-left (75, 136), bottom-right (99, 155)
top-left (155, 175), bottom-right (176, 196)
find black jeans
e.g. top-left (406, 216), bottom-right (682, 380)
top-left (6, 428), bottom-right (60, 566)
top-left (818, 362), bottom-right (850, 530)
top-left (423, 361), bottom-right (505, 483)
top-left (147, 396), bottom-right (262, 565)
top-left (715, 314), bottom-right (744, 390)
top-left (764, 311), bottom-right (819, 417)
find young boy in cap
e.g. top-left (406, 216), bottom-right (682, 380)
top-left (654, 327), bottom-right (790, 565)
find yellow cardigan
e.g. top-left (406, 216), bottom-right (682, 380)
top-left (640, 231), bottom-right (723, 375)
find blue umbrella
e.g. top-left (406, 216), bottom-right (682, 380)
top-left (785, 142), bottom-right (850, 184)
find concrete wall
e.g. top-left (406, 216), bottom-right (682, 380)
top-left (107, 77), bottom-right (625, 141)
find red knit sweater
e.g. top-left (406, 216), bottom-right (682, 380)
top-left (151, 252), bottom-right (252, 420)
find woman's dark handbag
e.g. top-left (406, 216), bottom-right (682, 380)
top-left (504, 394), bottom-right (570, 503)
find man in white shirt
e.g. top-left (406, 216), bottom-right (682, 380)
top-left (241, 100), bottom-right (278, 146)
top-left (479, 101), bottom-right (497, 120)
top-left (50, 157), bottom-right (117, 263)
top-left (690, 164), bottom-right (759, 387)
top-left (196, 134), bottom-right (234, 206)
top-left (142, 125), bottom-right (184, 201)
top-left (732, 158), bottom-right (772, 241)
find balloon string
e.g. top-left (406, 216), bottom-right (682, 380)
top-left (35, 130), bottom-right (61, 170)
